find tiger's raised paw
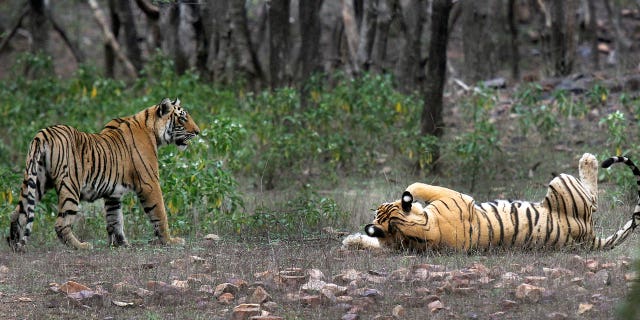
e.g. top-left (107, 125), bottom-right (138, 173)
top-left (579, 153), bottom-right (598, 196)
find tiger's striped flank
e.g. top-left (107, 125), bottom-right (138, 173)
top-left (7, 98), bottom-right (200, 252)
top-left (363, 153), bottom-right (638, 252)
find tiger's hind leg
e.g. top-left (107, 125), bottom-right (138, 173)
top-left (579, 153), bottom-right (599, 209)
top-left (104, 197), bottom-right (129, 247)
top-left (8, 140), bottom-right (48, 252)
top-left (54, 187), bottom-right (93, 250)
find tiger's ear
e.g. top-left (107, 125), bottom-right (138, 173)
top-left (158, 98), bottom-right (172, 117)
top-left (401, 191), bottom-right (413, 212)
top-left (365, 224), bottom-right (386, 238)
top-left (173, 97), bottom-right (181, 106)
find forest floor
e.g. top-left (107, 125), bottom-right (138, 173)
top-left (0, 184), bottom-right (637, 320)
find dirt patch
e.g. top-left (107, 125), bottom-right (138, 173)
top-left (0, 236), bottom-right (636, 319)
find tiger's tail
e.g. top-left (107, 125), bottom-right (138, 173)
top-left (7, 136), bottom-right (45, 252)
top-left (591, 156), bottom-right (640, 250)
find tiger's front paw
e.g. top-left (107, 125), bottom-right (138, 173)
top-left (168, 237), bottom-right (185, 245)
top-left (77, 242), bottom-right (93, 250)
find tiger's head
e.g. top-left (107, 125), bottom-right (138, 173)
top-left (155, 98), bottom-right (200, 151)
top-left (364, 191), bottom-right (438, 251)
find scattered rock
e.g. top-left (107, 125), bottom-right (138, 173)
top-left (585, 259), bottom-right (599, 272)
top-left (214, 283), bottom-right (239, 297)
top-left (577, 303), bottom-right (593, 315)
top-left (58, 281), bottom-right (91, 294)
top-left (590, 269), bottom-right (611, 286)
top-left (515, 283), bottom-right (545, 303)
top-left (341, 313), bottom-right (358, 320)
top-left (300, 294), bottom-right (322, 307)
top-left (307, 269), bottom-right (325, 281)
top-left (546, 312), bottom-right (568, 319)
top-left (231, 303), bottom-right (261, 320)
top-left (218, 292), bottom-right (235, 305)
top-left (392, 304), bottom-right (405, 318)
top-left (427, 299), bottom-right (444, 313)
top-left (500, 299), bottom-right (518, 310)
top-left (301, 279), bottom-right (327, 293)
top-left (248, 286), bottom-right (271, 304)
top-left (171, 280), bottom-right (189, 290)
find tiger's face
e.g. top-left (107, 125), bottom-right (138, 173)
top-left (365, 191), bottom-right (439, 250)
top-left (156, 98), bottom-right (200, 150)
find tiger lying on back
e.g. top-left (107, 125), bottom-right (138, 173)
top-left (344, 153), bottom-right (640, 252)
top-left (7, 98), bottom-right (200, 252)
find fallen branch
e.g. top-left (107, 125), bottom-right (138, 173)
top-left (87, 0), bottom-right (138, 78)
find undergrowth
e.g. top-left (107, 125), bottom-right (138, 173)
top-left (1, 52), bottom-right (639, 244)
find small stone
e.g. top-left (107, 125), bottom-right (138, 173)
top-left (577, 303), bottom-right (593, 315)
top-left (591, 269), bottom-right (611, 286)
top-left (231, 303), bottom-right (261, 320)
top-left (249, 286), bottom-right (271, 304)
top-left (300, 294), bottom-right (322, 308)
top-left (515, 283), bottom-right (544, 303)
top-left (214, 283), bottom-right (239, 297)
top-left (546, 312), bottom-right (568, 320)
top-left (428, 300), bottom-right (444, 313)
top-left (341, 313), bottom-right (358, 320)
top-left (392, 305), bottom-right (405, 318)
top-left (218, 292), bottom-right (235, 305)
top-left (307, 269), bottom-right (325, 281)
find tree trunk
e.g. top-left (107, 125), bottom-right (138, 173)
top-left (230, 0), bottom-right (262, 87)
top-left (422, 0), bottom-right (453, 169)
top-left (269, 0), bottom-right (291, 89)
top-left (105, 0), bottom-right (119, 78)
top-left (28, 0), bottom-right (49, 56)
top-left (394, 0), bottom-right (427, 92)
top-left (356, 0), bottom-right (378, 70)
top-left (341, 0), bottom-right (360, 75)
top-left (586, 0), bottom-right (599, 70)
top-left (461, 0), bottom-right (490, 83)
top-left (117, 0), bottom-right (143, 72)
top-left (299, 0), bottom-right (323, 109)
top-left (508, 0), bottom-right (520, 80)
top-left (371, 0), bottom-right (391, 73)
top-left (540, 0), bottom-right (577, 76)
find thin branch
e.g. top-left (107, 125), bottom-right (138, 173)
top-left (0, 6), bottom-right (29, 54)
top-left (134, 0), bottom-right (159, 20)
top-left (88, 0), bottom-right (138, 78)
top-left (48, 13), bottom-right (85, 63)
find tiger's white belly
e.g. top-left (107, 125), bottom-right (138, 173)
top-left (80, 184), bottom-right (130, 202)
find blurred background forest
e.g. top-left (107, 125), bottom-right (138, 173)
top-left (3, 1), bottom-right (640, 317)
top-left (2, 0), bottom-right (640, 232)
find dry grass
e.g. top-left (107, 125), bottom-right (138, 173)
top-left (0, 178), bottom-right (637, 320)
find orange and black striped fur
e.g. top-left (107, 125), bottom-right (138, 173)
top-left (7, 98), bottom-right (200, 251)
top-left (364, 153), bottom-right (640, 252)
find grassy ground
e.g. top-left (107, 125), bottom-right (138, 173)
top-left (0, 178), bottom-right (637, 320)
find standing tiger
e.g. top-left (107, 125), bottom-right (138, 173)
top-left (348, 153), bottom-right (640, 252)
top-left (7, 98), bottom-right (200, 252)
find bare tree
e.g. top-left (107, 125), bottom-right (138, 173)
top-left (269, 0), bottom-right (291, 89)
top-left (230, 0), bottom-right (263, 88)
top-left (356, 0), bottom-right (378, 71)
top-left (538, 0), bottom-right (577, 76)
top-left (422, 0), bottom-right (454, 169)
top-left (371, 0), bottom-right (391, 73)
top-left (299, 0), bottom-right (324, 109)
top-left (394, 0), bottom-right (427, 92)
